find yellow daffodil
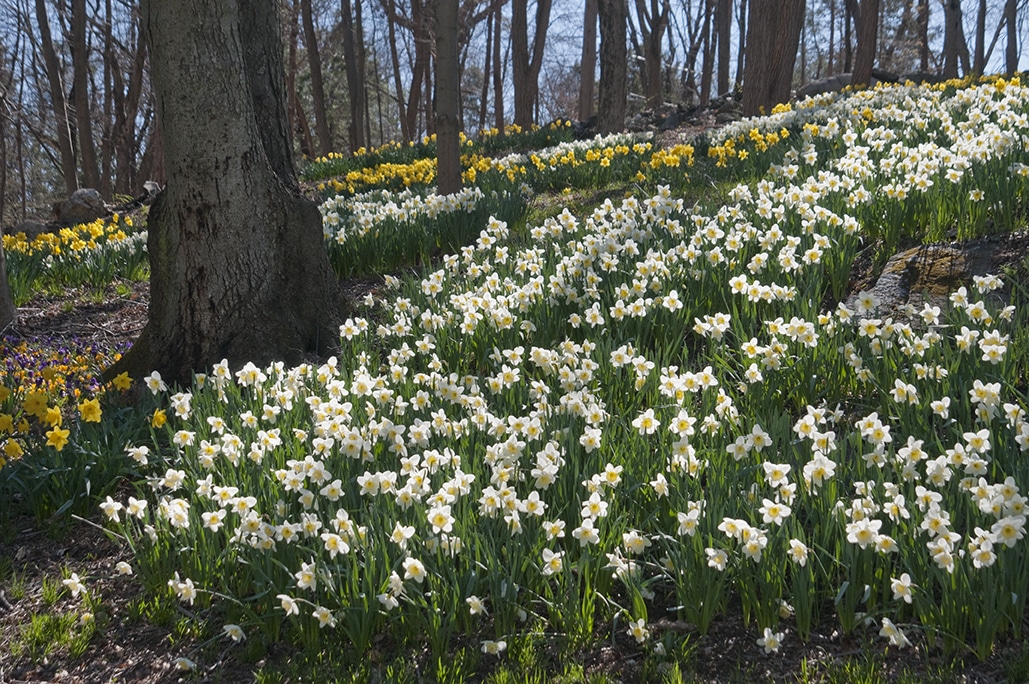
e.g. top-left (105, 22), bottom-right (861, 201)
top-left (46, 426), bottom-right (71, 451)
top-left (78, 398), bottom-right (102, 423)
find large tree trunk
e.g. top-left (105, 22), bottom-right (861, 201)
top-left (112, 0), bottom-right (343, 386)
top-left (596, 0), bottom-right (627, 133)
top-left (70, 0), bottom-right (102, 191)
top-left (35, 0), bottom-right (78, 195)
top-left (972, 0), bottom-right (986, 74)
top-left (435, 0), bottom-right (461, 195)
top-left (917, 0), bottom-right (929, 70)
top-left (579, 0), bottom-right (598, 121)
top-left (699, 0), bottom-right (713, 105)
top-left (742, 0), bottom-right (805, 117)
top-left (942, 0), bottom-right (963, 78)
top-left (301, 0), bottom-right (333, 155)
top-left (511, 0), bottom-right (553, 127)
top-left (852, 0), bottom-right (879, 87)
top-left (341, 0), bottom-right (367, 153)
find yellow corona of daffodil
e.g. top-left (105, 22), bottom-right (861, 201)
top-left (78, 398), bottom-right (103, 423)
top-left (24, 391), bottom-right (48, 418)
top-left (44, 405), bottom-right (64, 426)
top-left (46, 426), bottom-right (71, 451)
top-left (152, 408), bottom-right (168, 428)
top-left (112, 372), bottom-right (133, 392)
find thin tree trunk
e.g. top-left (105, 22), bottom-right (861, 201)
top-left (715, 0), bottom-right (730, 96)
top-left (435, 0), bottom-right (461, 195)
top-left (492, 0), bottom-right (504, 131)
top-left (917, 0), bottom-right (929, 70)
top-left (383, 0), bottom-right (411, 142)
top-left (480, 0), bottom-right (493, 130)
top-left (852, 0), bottom-right (879, 86)
top-left (844, 0), bottom-right (854, 71)
top-left (35, 0), bottom-right (79, 194)
top-left (579, 0), bottom-right (598, 120)
top-left (511, 0), bottom-right (553, 127)
top-left (596, 0), bottom-right (627, 133)
top-left (828, 0), bottom-right (836, 74)
top-left (699, 0), bottom-right (713, 105)
top-left (973, 0), bottom-right (986, 74)
top-left (341, 0), bottom-right (367, 153)
top-left (301, 0), bottom-right (333, 155)
top-left (734, 0), bottom-right (746, 87)
top-left (1005, 0), bottom-right (1017, 74)
top-left (71, 0), bottom-right (101, 190)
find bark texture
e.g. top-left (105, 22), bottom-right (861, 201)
top-left (579, 0), bottom-right (598, 121)
top-left (435, 0), bottom-right (462, 195)
top-left (741, 0), bottom-right (805, 117)
top-left (112, 0), bottom-right (343, 385)
top-left (596, 0), bottom-right (627, 133)
top-left (852, 0), bottom-right (879, 87)
top-left (511, 0), bottom-right (553, 127)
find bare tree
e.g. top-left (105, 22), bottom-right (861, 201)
top-left (70, 0), bottom-right (101, 190)
top-left (112, 0), bottom-right (343, 384)
top-left (579, 0), bottom-right (598, 120)
top-left (742, 0), bottom-right (805, 116)
top-left (301, 0), bottom-right (333, 155)
top-left (341, 0), bottom-right (367, 152)
top-left (34, 0), bottom-right (78, 194)
top-left (436, 0), bottom-right (461, 195)
top-left (1005, 0), bottom-right (1017, 74)
top-left (597, 0), bottom-right (627, 132)
top-left (633, 0), bottom-right (670, 108)
top-left (511, 0), bottom-right (553, 127)
top-left (852, 0), bottom-right (879, 86)
top-left (942, 0), bottom-right (965, 78)
top-left (715, 0), bottom-right (730, 95)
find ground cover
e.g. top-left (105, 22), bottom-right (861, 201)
top-left (2, 75), bottom-right (1029, 683)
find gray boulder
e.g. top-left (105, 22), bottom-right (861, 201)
top-left (53, 188), bottom-right (108, 226)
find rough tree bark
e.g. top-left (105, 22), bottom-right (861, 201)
top-left (852, 0), bottom-right (879, 87)
top-left (511, 0), bottom-right (553, 127)
top-left (715, 0), bottom-right (730, 96)
top-left (596, 0), bottom-right (627, 133)
top-left (34, 0), bottom-right (78, 194)
top-left (301, 0), bottom-right (333, 156)
top-left (110, 0), bottom-right (344, 385)
top-left (942, 0), bottom-right (964, 79)
top-left (435, 0), bottom-right (461, 195)
top-left (741, 0), bottom-right (805, 117)
top-left (341, 0), bottom-right (367, 153)
top-left (579, 0), bottom-right (598, 121)
top-left (70, 0), bottom-right (101, 191)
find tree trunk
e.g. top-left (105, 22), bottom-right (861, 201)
top-left (70, 0), bottom-right (101, 191)
top-left (942, 0), bottom-right (963, 79)
top-left (917, 0), bottom-right (929, 70)
top-left (734, 0), bottom-right (746, 86)
top-left (511, 0), bottom-right (553, 127)
top-left (341, 0), bottom-right (367, 153)
top-left (699, 0), bottom-right (713, 105)
top-left (973, 0), bottom-right (986, 74)
top-left (1005, 0), bottom-right (1017, 75)
top-left (383, 0), bottom-right (411, 141)
top-left (742, 0), bottom-right (805, 117)
top-left (492, 0), bottom-right (504, 131)
top-left (716, 0), bottom-right (730, 96)
top-left (435, 0), bottom-right (461, 195)
top-left (112, 0), bottom-right (343, 386)
top-left (635, 0), bottom-right (669, 108)
top-left (596, 0), bottom-right (627, 133)
top-left (301, 0), bottom-right (333, 155)
top-left (0, 241), bottom-right (14, 330)
top-left (579, 0), bottom-right (598, 121)
top-left (852, 0), bottom-right (879, 87)
top-left (35, 0), bottom-right (79, 194)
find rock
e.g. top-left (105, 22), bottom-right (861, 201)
top-left (715, 111), bottom-right (741, 124)
top-left (798, 74), bottom-right (854, 100)
top-left (5, 220), bottom-right (53, 241)
top-left (853, 232), bottom-right (1029, 314)
top-left (53, 188), bottom-right (108, 226)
